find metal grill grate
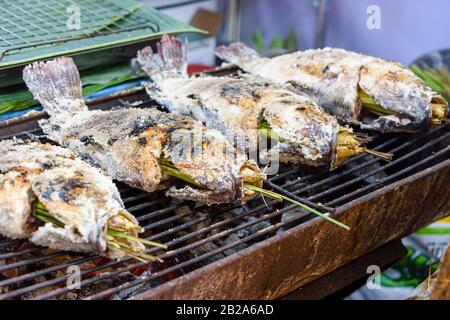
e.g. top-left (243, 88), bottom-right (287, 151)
top-left (0, 88), bottom-right (449, 300)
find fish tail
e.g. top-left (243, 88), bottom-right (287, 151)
top-left (136, 34), bottom-right (188, 81)
top-left (214, 42), bottom-right (260, 69)
top-left (23, 57), bottom-right (87, 117)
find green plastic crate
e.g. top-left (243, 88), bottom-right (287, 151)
top-left (0, 0), bottom-right (204, 88)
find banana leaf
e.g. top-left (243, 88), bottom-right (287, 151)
top-left (0, 63), bottom-right (140, 116)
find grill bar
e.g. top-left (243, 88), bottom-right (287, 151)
top-left (328, 145), bottom-right (450, 206)
top-left (38, 204), bottom-right (305, 301)
top-left (312, 130), bottom-right (449, 205)
top-left (0, 85), bottom-right (449, 300)
top-left (281, 136), bottom-right (400, 192)
top-left (1, 200), bottom-right (294, 300)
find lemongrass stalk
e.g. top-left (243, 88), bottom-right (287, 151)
top-left (358, 90), bottom-right (395, 116)
top-left (159, 163), bottom-right (205, 189)
top-left (159, 159), bottom-right (349, 230)
top-left (108, 228), bottom-right (167, 249)
top-left (259, 119), bottom-right (284, 142)
top-left (32, 202), bottom-right (165, 261)
top-left (33, 212), bottom-right (65, 228)
top-left (244, 183), bottom-right (350, 230)
top-left (411, 65), bottom-right (444, 92)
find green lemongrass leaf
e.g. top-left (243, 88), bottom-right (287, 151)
top-left (423, 65), bottom-right (448, 84)
top-left (33, 212), bottom-right (65, 228)
top-left (32, 202), bottom-right (165, 261)
top-left (159, 158), bottom-right (349, 229)
top-left (34, 202), bottom-right (48, 210)
top-left (243, 183), bottom-right (283, 202)
top-left (159, 161), bottom-right (205, 189)
top-left (108, 228), bottom-right (167, 249)
top-left (243, 183), bottom-right (350, 230)
top-left (139, 252), bottom-right (163, 263)
top-left (128, 252), bottom-right (155, 263)
top-left (359, 90), bottom-right (395, 115)
top-left (259, 119), bottom-right (284, 142)
top-left (0, 63), bottom-right (138, 115)
top-left (412, 65), bottom-right (443, 88)
top-left (412, 64), bottom-right (450, 103)
top-left (416, 69), bottom-right (444, 91)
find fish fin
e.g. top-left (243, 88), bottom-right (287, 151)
top-left (23, 57), bottom-right (87, 118)
top-left (215, 42), bottom-right (260, 69)
top-left (136, 34), bottom-right (188, 81)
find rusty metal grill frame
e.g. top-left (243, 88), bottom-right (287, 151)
top-left (0, 85), bottom-right (449, 300)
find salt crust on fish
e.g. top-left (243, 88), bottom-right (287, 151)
top-left (0, 139), bottom-right (140, 256)
top-left (215, 44), bottom-right (447, 132)
top-left (23, 57), bottom-right (261, 205)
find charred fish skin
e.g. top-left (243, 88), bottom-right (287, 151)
top-left (0, 140), bottom-right (75, 240)
top-left (0, 139), bottom-right (143, 258)
top-left (23, 57), bottom-right (262, 205)
top-left (136, 35), bottom-right (340, 167)
top-left (215, 44), bottom-right (448, 132)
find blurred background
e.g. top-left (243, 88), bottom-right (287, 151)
top-left (141, 0), bottom-right (450, 65)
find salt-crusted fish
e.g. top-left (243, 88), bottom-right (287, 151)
top-left (0, 139), bottom-right (160, 261)
top-left (215, 44), bottom-right (448, 132)
top-left (23, 57), bottom-right (264, 205)
top-left (136, 35), bottom-right (391, 169)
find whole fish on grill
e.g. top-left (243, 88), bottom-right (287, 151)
top-left (23, 57), bottom-right (264, 205)
top-left (215, 43), bottom-right (449, 132)
top-left (0, 139), bottom-right (157, 261)
top-left (136, 35), bottom-right (391, 169)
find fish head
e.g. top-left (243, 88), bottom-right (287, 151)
top-left (30, 159), bottom-right (143, 258)
top-left (358, 60), bottom-right (448, 131)
top-left (260, 93), bottom-right (339, 167)
top-left (0, 168), bottom-right (38, 239)
top-left (163, 126), bottom-right (265, 205)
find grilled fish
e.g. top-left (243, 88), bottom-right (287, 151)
top-left (136, 35), bottom-right (391, 169)
top-left (0, 139), bottom-right (148, 260)
top-left (23, 57), bottom-right (263, 205)
top-left (215, 44), bottom-right (448, 132)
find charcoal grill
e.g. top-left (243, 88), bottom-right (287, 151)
top-left (0, 68), bottom-right (449, 300)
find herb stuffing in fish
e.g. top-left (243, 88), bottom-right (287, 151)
top-left (0, 139), bottom-right (165, 261)
top-left (215, 44), bottom-right (448, 132)
top-left (136, 35), bottom-right (391, 169)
